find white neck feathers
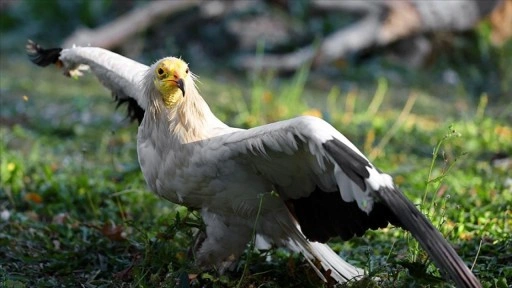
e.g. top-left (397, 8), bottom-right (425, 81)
top-left (143, 75), bottom-right (226, 143)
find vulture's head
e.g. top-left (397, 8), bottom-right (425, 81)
top-left (151, 57), bottom-right (190, 108)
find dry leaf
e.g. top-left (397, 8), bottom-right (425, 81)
top-left (101, 222), bottom-right (127, 241)
top-left (24, 192), bottom-right (43, 204)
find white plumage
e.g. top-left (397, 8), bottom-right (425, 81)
top-left (27, 40), bottom-right (481, 288)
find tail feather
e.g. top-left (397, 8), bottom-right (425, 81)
top-left (375, 187), bottom-right (481, 288)
top-left (309, 241), bottom-right (364, 283)
top-left (286, 229), bottom-right (364, 283)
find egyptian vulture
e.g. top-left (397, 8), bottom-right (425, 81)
top-left (26, 40), bottom-right (480, 288)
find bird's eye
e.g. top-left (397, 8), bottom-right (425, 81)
top-left (185, 68), bottom-right (189, 74)
top-left (157, 68), bottom-right (164, 75)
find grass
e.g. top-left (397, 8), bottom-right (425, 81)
top-left (1, 53), bottom-right (511, 288)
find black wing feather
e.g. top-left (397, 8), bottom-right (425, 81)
top-left (290, 186), bottom-right (399, 242)
top-left (26, 40), bottom-right (62, 67)
top-left (113, 93), bottom-right (145, 124)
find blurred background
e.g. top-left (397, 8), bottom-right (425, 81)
top-left (1, 0), bottom-right (511, 126)
top-left (1, 0), bottom-right (511, 115)
top-left (1, 1), bottom-right (511, 287)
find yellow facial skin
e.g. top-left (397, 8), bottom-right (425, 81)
top-left (153, 58), bottom-right (189, 108)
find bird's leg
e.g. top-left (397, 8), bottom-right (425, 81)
top-left (195, 210), bottom-right (252, 273)
top-left (189, 229), bottom-right (206, 259)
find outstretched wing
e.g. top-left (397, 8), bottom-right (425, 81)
top-left (210, 115), bottom-right (480, 288)
top-left (26, 40), bottom-right (147, 123)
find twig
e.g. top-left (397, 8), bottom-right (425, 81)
top-left (471, 238), bottom-right (483, 271)
top-left (63, 0), bottom-right (200, 49)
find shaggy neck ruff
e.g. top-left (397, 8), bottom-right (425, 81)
top-left (144, 73), bottom-right (224, 144)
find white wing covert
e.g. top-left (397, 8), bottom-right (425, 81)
top-left (217, 116), bottom-right (387, 206)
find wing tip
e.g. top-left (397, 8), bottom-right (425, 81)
top-left (26, 39), bottom-right (63, 67)
top-left (376, 187), bottom-right (482, 287)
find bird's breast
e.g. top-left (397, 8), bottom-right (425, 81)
top-left (136, 127), bottom-right (274, 215)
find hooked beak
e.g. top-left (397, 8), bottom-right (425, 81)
top-left (177, 78), bottom-right (185, 97)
